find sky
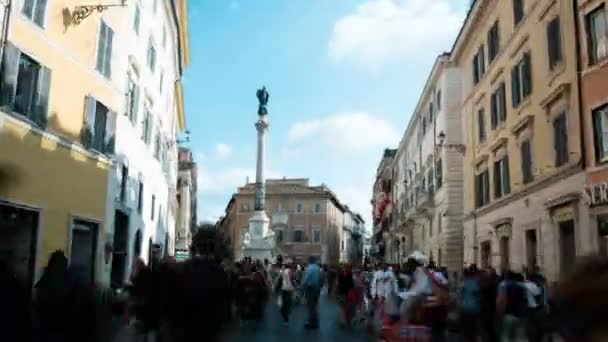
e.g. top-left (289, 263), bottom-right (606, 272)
top-left (183, 0), bottom-right (469, 230)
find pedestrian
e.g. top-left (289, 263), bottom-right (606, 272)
top-left (480, 266), bottom-right (499, 342)
top-left (496, 270), bottom-right (527, 342)
top-left (460, 264), bottom-right (482, 342)
top-left (34, 251), bottom-right (71, 342)
top-left (301, 256), bottom-right (322, 330)
top-left (277, 264), bottom-right (296, 326)
top-left (337, 265), bottom-right (355, 327)
top-left (0, 260), bottom-right (32, 342)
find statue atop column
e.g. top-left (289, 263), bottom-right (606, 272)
top-left (256, 86), bottom-right (269, 116)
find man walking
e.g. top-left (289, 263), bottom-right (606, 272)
top-left (302, 257), bottom-right (322, 330)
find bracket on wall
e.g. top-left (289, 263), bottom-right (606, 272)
top-left (71, 1), bottom-right (127, 25)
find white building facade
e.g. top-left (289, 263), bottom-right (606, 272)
top-left (104, 0), bottom-right (189, 286)
top-left (390, 54), bottom-right (464, 273)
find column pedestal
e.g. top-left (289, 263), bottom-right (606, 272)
top-left (243, 210), bottom-right (275, 261)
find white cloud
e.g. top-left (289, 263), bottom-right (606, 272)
top-left (288, 112), bottom-right (399, 154)
top-left (213, 142), bottom-right (232, 160)
top-left (329, 0), bottom-right (465, 70)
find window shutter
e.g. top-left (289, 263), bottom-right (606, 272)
top-left (493, 163), bottom-right (501, 198)
top-left (131, 85), bottom-right (140, 124)
top-left (22, 0), bottom-right (34, 18)
top-left (0, 42), bottom-right (21, 109)
top-left (522, 52), bottom-right (532, 97)
top-left (601, 110), bottom-right (608, 160)
top-left (105, 27), bottom-right (114, 78)
top-left (96, 23), bottom-right (106, 73)
top-left (479, 45), bottom-right (486, 75)
top-left (104, 110), bottom-right (116, 155)
top-left (33, 65), bottom-right (51, 128)
top-left (472, 57), bottom-right (479, 84)
top-left (593, 109), bottom-right (604, 161)
top-left (561, 115), bottom-right (568, 164)
top-left (475, 174), bottom-right (481, 207)
top-left (490, 92), bottom-right (497, 129)
top-left (34, 0), bottom-right (47, 27)
top-left (499, 83), bottom-right (507, 122)
top-left (82, 96), bottom-right (97, 148)
top-left (484, 171), bottom-right (490, 204)
top-left (511, 65), bottom-right (520, 107)
top-left (503, 157), bottom-right (511, 194)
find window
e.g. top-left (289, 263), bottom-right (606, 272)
top-left (427, 169), bottom-right (434, 193)
top-left (96, 21), bottom-right (114, 78)
top-left (276, 230), bottom-right (283, 243)
top-left (142, 109), bottom-right (152, 144)
top-left (546, 17), bottom-right (563, 70)
top-left (151, 195), bottom-right (155, 220)
top-left (553, 113), bottom-right (569, 166)
top-left (147, 40), bottom-right (157, 72)
top-left (490, 83), bottom-right (507, 129)
top-left (422, 116), bottom-right (427, 135)
top-left (314, 203), bottom-right (321, 213)
top-left (521, 140), bottom-right (534, 184)
top-left (154, 130), bottom-right (161, 160)
top-left (294, 229), bottom-right (304, 242)
top-left (472, 45), bottom-right (486, 85)
top-left (487, 21), bottom-right (500, 63)
top-left (120, 165), bottom-right (128, 202)
top-left (137, 181), bottom-right (144, 214)
top-left (70, 219), bottom-right (98, 285)
top-left (240, 203), bottom-right (250, 212)
top-left (592, 104), bottom-right (608, 162)
top-left (0, 44), bottom-right (51, 128)
top-left (133, 5), bottom-right (140, 34)
top-left (500, 236), bottom-right (510, 270)
top-left (159, 71), bottom-right (164, 94)
top-left (513, 0), bottom-right (524, 26)
top-left (82, 96), bottom-right (116, 154)
top-left (478, 108), bottom-right (486, 142)
top-left (296, 203), bottom-right (303, 213)
top-left (493, 156), bottom-right (511, 199)
top-left (429, 103), bottom-right (434, 123)
top-left (475, 170), bottom-right (490, 208)
top-left (313, 226), bottom-right (321, 243)
top-left (127, 80), bottom-right (140, 125)
top-left (22, 0), bottom-right (47, 27)
top-left (511, 52), bottom-right (532, 108)
top-left (586, 5), bottom-right (608, 65)
top-left (436, 90), bottom-right (441, 111)
top-left (435, 159), bottom-right (443, 189)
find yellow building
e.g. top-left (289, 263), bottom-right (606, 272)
top-left (0, 0), bottom-right (125, 288)
top-left (454, 0), bottom-right (589, 281)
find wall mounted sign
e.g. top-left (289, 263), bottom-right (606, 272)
top-left (584, 182), bottom-right (608, 206)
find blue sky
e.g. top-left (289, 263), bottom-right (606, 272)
top-left (183, 0), bottom-right (468, 228)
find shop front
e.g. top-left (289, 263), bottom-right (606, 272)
top-left (584, 169), bottom-right (608, 257)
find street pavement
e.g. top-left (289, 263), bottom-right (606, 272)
top-left (224, 291), bottom-right (373, 342)
top-left (112, 290), bottom-right (374, 342)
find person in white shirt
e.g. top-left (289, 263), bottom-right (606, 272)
top-left (371, 265), bottom-right (387, 300)
top-left (278, 264), bottom-right (296, 325)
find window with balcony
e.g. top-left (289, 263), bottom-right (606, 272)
top-left (487, 21), bottom-right (500, 63)
top-left (82, 96), bottom-right (116, 154)
top-left (521, 140), bottom-right (534, 184)
top-left (0, 44), bottom-right (51, 129)
top-left (511, 52), bottom-right (532, 108)
top-left (490, 82), bottom-right (507, 129)
top-left (22, 0), bottom-right (47, 27)
top-left (475, 170), bottom-right (490, 208)
top-left (586, 4), bottom-right (608, 65)
top-left (478, 108), bottom-right (486, 142)
top-left (592, 104), bottom-right (608, 162)
top-left (547, 17), bottom-right (563, 70)
top-left (493, 156), bottom-right (511, 199)
top-left (472, 45), bottom-right (486, 85)
top-left (96, 21), bottom-right (113, 79)
top-left (553, 113), bottom-right (568, 166)
top-left (513, 0), bottom-right (524, 26)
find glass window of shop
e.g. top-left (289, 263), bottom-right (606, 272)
top-left (598, 214), bottom-right (608, 257)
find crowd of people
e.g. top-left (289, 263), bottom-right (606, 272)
top-left (2, 249), bottom-right (608, 342)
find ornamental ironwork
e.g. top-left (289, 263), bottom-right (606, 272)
top-left (72, 1), bottom-right (127, 25)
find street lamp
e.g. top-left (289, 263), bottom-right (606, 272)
top-left (70, 1), bottom-right (127, 25)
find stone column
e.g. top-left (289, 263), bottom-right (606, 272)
top-left (254, 116), bottom-right (268, 211)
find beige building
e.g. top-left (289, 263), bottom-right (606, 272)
top-left (219, 178), bottom-right (348, 264)
top-left (371, 149), bottom-right (396, 262)
top-left (455, 0), bottom-right (588, 281)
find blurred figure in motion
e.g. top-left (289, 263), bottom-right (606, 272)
top-left (0, 260), bottom-right (32, 342)
top-left (34, 251), bottom-right (71, 342)
top-left (552, 257), bottom-right (608, 342)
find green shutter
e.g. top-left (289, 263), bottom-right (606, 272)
top-left (131, 85), bottom-right (140, 124)
top-left (104, 110), bottom-right (116, 155)
top-left (96, 23), bottom-right (106, 73)
top-left (0, 42), bottom-right (21, 109)
top-left (490, 91), bottom-right (497, 129)
top-left (33, 65), bottom-right (51, 128)
top-left (82, 96), bottom-right (97, 149)
top-left (105, 27), bottom-right (113, 78)
top-left (593, 110), bottom-right (604, 161)
top-left (522, 52), bottom-right (532, 97)
top-left (511, 65), bottom-right (520, 107)
top-left (500, 83), bottom-right (507, 122)
top-left (503, 157), bottom-right (511, 194)
top-left (33, 0), bottom-right (47, 27)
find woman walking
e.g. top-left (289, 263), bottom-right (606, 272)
top-left (278, 264), bottom-right (296, 326)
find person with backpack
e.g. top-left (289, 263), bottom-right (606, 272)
top-left (497, 270), bottom-right (527, 342)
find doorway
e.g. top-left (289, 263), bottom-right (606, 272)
top-left (70, 219), bottom-right (99, 285)
top-left (500, 236), bottom-right (510, 271)
top-left (559, 219), bottom-right (576, 277)
top-left (111, 210), bottom-right (129, 288)
top-left (0, 203), bottom-right (39, 295)
top-left (480, 241), bottom-right (491, 269)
